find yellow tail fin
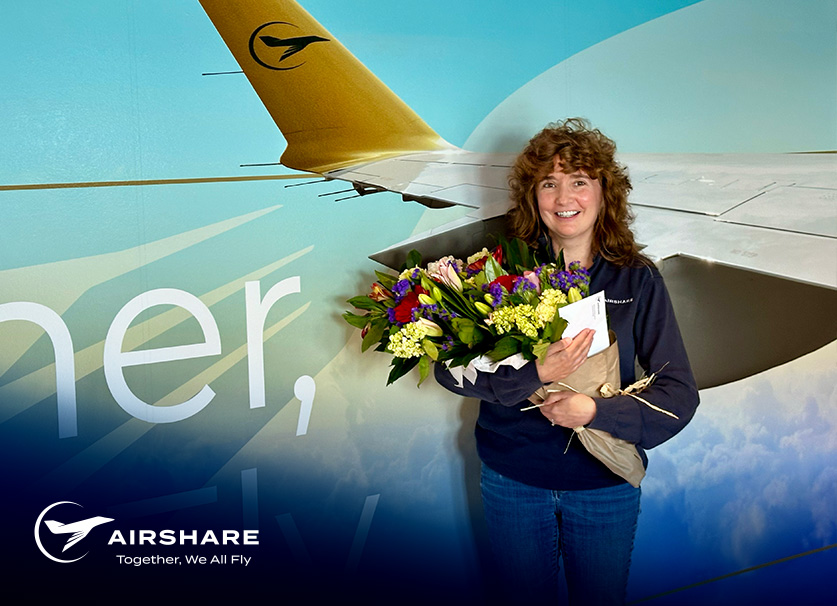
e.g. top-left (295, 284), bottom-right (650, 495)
top-left (200, 0), bottom-right (449, 173)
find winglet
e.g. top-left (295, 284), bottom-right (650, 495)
top-left (199, 0), bottom-right (450, 173)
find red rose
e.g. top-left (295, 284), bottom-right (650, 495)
top-left (393, 286), bottom-right (429, 324)
top-left (490, 274), bottom-right (519, 293)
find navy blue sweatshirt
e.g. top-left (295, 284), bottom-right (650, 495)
top-left (434, 255), bottom-right (700, 490)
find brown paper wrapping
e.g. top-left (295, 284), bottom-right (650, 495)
top-left (529, 330), bottom-right (621, 402)
top-left (527, 331), bottom-right (647, 488)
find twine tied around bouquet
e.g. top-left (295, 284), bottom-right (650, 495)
top-left (520, 362), bottom-right (678, 420)
top-left (517, 345), bottom-right (673, 488)
top-left (599, 362), bottom-right (679, 420)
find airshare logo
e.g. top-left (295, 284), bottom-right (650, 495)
top-left (35, 501), bottom-right (260, 566)
top-left (248, 21), bottom-right (329, 70)
top-left (35, 501), bottom-right (113, 563)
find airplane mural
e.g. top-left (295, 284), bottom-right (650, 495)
top-left (1, 1), bottom-right (834, 603)
top-left (199, 0), bottom-right (836, 390)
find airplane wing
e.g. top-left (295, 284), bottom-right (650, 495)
top-left (199, 0), bottom-right (837, 389)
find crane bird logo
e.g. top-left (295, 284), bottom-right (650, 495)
top-left (34, 501), bottom-right (114, 563)
top-left (249, 21), bottom-right (329, 70)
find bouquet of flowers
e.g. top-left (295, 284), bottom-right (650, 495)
top-left (345, 239), bottom-right (677, 488)
top-left (343, 238), bottom-right (591, 386)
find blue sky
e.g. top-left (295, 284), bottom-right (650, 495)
top-left (0, 0), bottom-right (701, 185)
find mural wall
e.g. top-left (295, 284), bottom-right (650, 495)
top-left (1, 0), bottom-right (834, 603)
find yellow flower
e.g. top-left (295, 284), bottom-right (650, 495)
top-left (387, 322), bottom-right (430, 358)
top-left (490, 304), bottom-right (542, 339)
top-left (399, 266), bottom-right (420, 280)
top-left (535, 288), bottom-right (567, 323)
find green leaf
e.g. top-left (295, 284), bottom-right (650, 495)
top-left (460, 350), bottom-right (483, 367)
top-left (516, 238), bottom-right (535, 271)
top-left (417, 355), bottom-right (431, 386)
top-left (549, 314), bottom-right (568, 343)
top-left (343, 312), bottom-right (370, 329)
top-left (487, 336), bottom-right (521, 361)
top-left (521, 290), bottom-right (539, 306)
top-left (404, 249), bottom-right (422, 271)
top-left (484, 256), bottom-right (507, 283)
top-left (510, 239), bottom-right (529, 274)
top-left (361, 319), bottom-right (387, 352)
top-left (347, 295), bottom-right (382, 311)
top-left (374, 270), bottom-right (398, 289)
top-left (451, 318), bottom-right (477, 344)
top-left (498, 236), bottom-right (535, 274)
top-left (387, 356), bottom-right (419, 385)
top-left (422, 339), bottom-right (439, 361)
top-left (532, 340), bottom-right (550, 362)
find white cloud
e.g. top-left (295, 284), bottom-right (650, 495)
top-left (643, 343), bottom-right (837, 565)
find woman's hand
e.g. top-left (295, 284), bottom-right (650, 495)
top-left (539, 391), bottom-right (597, 428)
top-left (535, 328), bottom-right (595, 384)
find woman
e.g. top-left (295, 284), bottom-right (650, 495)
top-left (434, 118), bottom-right (699, 605)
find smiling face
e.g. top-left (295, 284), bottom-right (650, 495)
top-left (536, 159), bottom-right (603, 262)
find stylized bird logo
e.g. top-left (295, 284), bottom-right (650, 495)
top-left (44, 516), bottom-right (114, 552)
top-left (258, 34), bottom-right (329, 62)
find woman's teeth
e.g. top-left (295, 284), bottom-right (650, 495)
top-left (555, 211), bottom-right (580, 217)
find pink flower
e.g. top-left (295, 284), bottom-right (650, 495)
top-left (429, 258), bottom-right (462, 291)
top-left (523, 271), bottom-right (541, 293)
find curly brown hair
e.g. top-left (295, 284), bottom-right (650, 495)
top-left (507, 118), bottom-right (648, 266)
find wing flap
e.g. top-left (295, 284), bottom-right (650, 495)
top-left (328, 150), bottom-right (513, 209)
top-left (634, 206), bottom-right (837, 289)
top-left (630, 181), bottom-right (768, 216)
top-left (716, 185), bottom-right (837, 238)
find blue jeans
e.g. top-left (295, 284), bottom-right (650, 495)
top-left (480, 464), bottom-right (640, 605)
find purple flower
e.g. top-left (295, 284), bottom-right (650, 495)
top-left (416, 303), bottom-right (439, 320)
top-left (482, 282), bottom-right (504, 308)
top-left (392, 279), bottom-right (411, 301)
top-left (513, 276), bottom-right (537, 295)
top-left (386, 307), bottom-right (400, 325)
